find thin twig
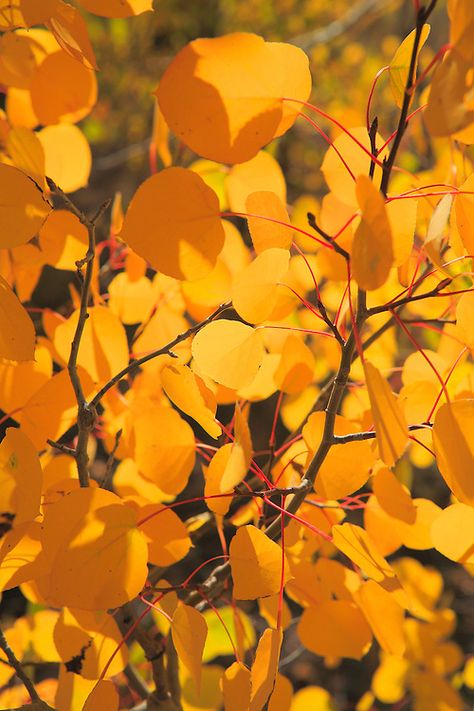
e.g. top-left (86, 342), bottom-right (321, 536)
top-left (0, 626), bottom-right (40, 703)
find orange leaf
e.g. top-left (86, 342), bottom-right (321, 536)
top-left (0, 163), bottom-right (50, 248)
top-left (354, 580), bottom-right (405, 657)
top-left (0, 275), bottom-right (35, 362)
top-left (47, 1), bottom-right (97, 70)
top-left (219, 404), bottom-right (253, 492)
top-left (250, 628), bottom-right (282, 711)
top-left (83, 680), bottom-right (119, 711)
top-left (0, 428), bottom-right (42, 535)
top-left (172, 604), bottom-right (208, 692)
top-left (39, 209), bottom-right (89, 271)
top-left (298, 600), bottom-right (372, 660)
top-left (245, 191), bottom-right (293, 252)
top-left (454, 173), bottom-right (474, 255)
top-left (0, 345), bottom-right (52, 414)
top-left (364, 361), bottom-right (408, 466)
top-left (352, 176), bottom-right (393, 291)
top-left (161, 363), bottom-right (221, 439)
top-left (229, 525), bottom-right (291, 600)
top-left (191, 320), bottom-right (265, 390)
top-left (77, 0), bottom-right (153, 18)
top-left (274, 335), bottom-right (316, 395)
top-left (6, 127), bottom-right (45, 187)
top-left (432, 400), bottom-right (474, 505)
top-left (136, 504), bottom-right (192, 567)
top-left (222, 662), bottom-right (251, 711)
top-left (431, 503), bottom-right (474, 564)
top-left (156, 33), bottom-right (311, 164)
top-left (226, 151), bottom-right (286, 213)
top-left (121, 167), bottom-right (225, 281)
top-left (332, 523), bottom-right (396, 583)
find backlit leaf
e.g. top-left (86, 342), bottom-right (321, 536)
top-left (0, 428), bottom-right (42, 535)
top-left (364, 361), bottom-right (408, 466)
top-left (229, 525), bottom-right (291, 600)
top-left (0, 275), bottom-right (35, 362)
top-left (0, 163), bottom-right (50, 248)
top-left (332, 523), bottom-right (396, 583)
top-left (354, 580), bottom-right (405, 657)
top-left (250, 628), bottom-right (282, 711)
top-left (388, 24), bottom-right (430, 107)
top-left (136, 504), bottom-right (192, 567)
top-left (246, 191), bottom-right (293, 253)
top-left (431, 503), bottom-right (474, 564)
top-left (298, 600), bottom-right (372, 660)
top-left (39, 209), bottom-right (88, 270)
top-left (38, 123), bottom-right (92, 193)
top-left (226, 151), bottom-right (286, 213)
top-left (47, 1), bottom-right (97, 70)
top-left (222, 662), bottom-right (251, 711)
top-left (161, 363), bottom-right (222, 439)
top-left (192, 320), bottom-right (265, 390)
top-left (172, 605), bottom-right (208, 692)
top-left (6, 126), bottom-right (45, 186)
top-left (121, 167), bottom-right (225, 281)
top-left (432, 400), bottom-right (474, 505)
top-left (157, 33), bottom-right (311, 164)
top-left (82, 680), bottom-right (119, 711)
top-left (233, 248), bottom-right (290, 324)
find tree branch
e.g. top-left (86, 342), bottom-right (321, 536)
top-left (0, 625), bottom-right (40, 704)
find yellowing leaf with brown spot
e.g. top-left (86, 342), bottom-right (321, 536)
top-left (54, 306), bottom-right (128, 384)
top-left (0, 276), bottom-right (35, 362)
top-left (233, 248), bottom-right (290, 324)
top-left (250, 628), bottom-right (282, 711)
top-left (303, 412), bottom-right (375, 499)
top-left (78, 0), bottom-right (153, 18)
top-left (388, 25), bottom-right (430, 107)
top-left (121, 167), bottom-right (225, 281)
top-left (0, 163), bottom-right (50, 248)
top-left (222, 662), bottom-right (251, 711)
top-left (274, 334), bottom-right (315, 395)
top-left (6, 127), bottom-right (45, 187)
top-left (47, 2), bottom-right (97, 70)
top-left (364, 361), bottom-right (408, 466)
top-left (83, 680), bottom-right (119, 711)
top-left (192, 320), bottom-right (265, 390)
top-left (246, 191), bottom-right (293, 253)
top-left (172, 605), bottom-right (208, 692)
top-left (38, 124), bottom-right (92, 193)
top-left (0, 428), bottom-right (42, 535)
top-left (431, 503), bottom-right (474, 564)
top-left (157, 34), bottom-right (311, 164)
top-left (298, 600), bottom-right (372, 660)
top-left (39, 209), bottom-right (88, 270)
top-left (36, 488), bottom-right (148, 610)
top-left (433, 400), bottom-right (474, 505)
top-left (229, 525), bottom-right (291, 600)
top-left (162, 363), bottom-right (221, 439)
top-left (132, 406), bottom-right (195, 496)
top-left (354, 580), bottom-right (405, 657)
top-left (53, 608), bottom-right (127, 679)
top-left (30, 49), bottom-right (97, 125)
top-left (332, 523), bottom-right (396, 583)
top-left (352, 176), bottom-right (393, 291)
top-left (226, 151), bottom-right (286, 213)
top-left (135, 504), bottom-right (192, 567)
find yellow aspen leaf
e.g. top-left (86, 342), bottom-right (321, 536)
top-left (268, 674), bottom-right (292, 711)
top-left (172, 605), bottom-right (208, 692)
top-left (39, 209), bottom-right (88, 270)
top-left (121, 167), bottom-right (225, 281)
top-left (30, 49), bottom-right (97, 125)
top-left (238, 352), bottom-right (280, 402)
top-left (250, 628), bottom-right (282, 711)
top-left (132, 406), bottom-right (195, 496)
top-left (0, 163), bottom-right (50, 248)
top-left (0, 428), bottom-right (42, 535)
top-left (424, 49), bottom-right (474, 137)
top-left (161, 363), bottom-right (222, 439)
top-left (298, 600), bottom-right (372, 660)
top-left (454, 173), bottom-right (474, 254)
top-left (204, 445), bottom-right (233, 516)
top-left (108, 272), bottom-right (156, 325)
top-left (385, 198), bottom-right (417, 267)
top-left (229, 525), bottom-right (291, 600)
top-left (303, 412), bottom-right (375, 499)
top-left (83, 680), bottom-right (119, 711)
top-left (0, 275), bottom-right (35, 362)
top-left (424, 194), bottom-right (453, 272)
top-left (372, 467), bottom-right (416, 524)
top-left (371, 654), bottom-right (410, 704)
top-left (354, 580), bottom-right (405, 657)
top-left (0, 521), bottom-right (44, 592)
top-left (17, 0), bottom-right (58, 26)
top-left (321, 127), bottom-right (387, 207)
top-left (28, 609), bottom-right (61, 663)
top-left (134, 304), bottom-right (191, 371)
top-left (38, 123), bottom-right (92, 193)
top-left (388, 25), bottom-right (430, 107)
top-left (54, 305), bottom-right (128, 384)
top-left (203, 606), bottom-right (255, 663)
top-left (78, 0), bottom-right (153, 18)
top-left (218, 404), bottom-right (252, 492)
top-left (274, 334), bottom-right (315, 395)
top-left (332, 523), bottom-right (396, 583)
top-left (246, 191), bottom-right (293, 253)
top-left (233, 248), bottom-right (290, 324)
top-left (113, 458), bottom-right (170, 502)
top-left (157, 34), bottom-right (311, 164)
top-left (0, 344), bottom-right (52, 414)
top-left (431, 503), bottom-right (474, 564)
top-left (352, 176), bottom-right (393, 291)
top-left (55, 666), bottom-right (98, 711)
top-left (135, 504), bottom-right (192, 567)
top-left (290, 686), bottom-right (337, 711)
top-left (364, 495), bottom-right (403, 557)
top-left (391, 498), bottom-right (441, 550)
top-left (259, 595), bottom-right (291, 631)
top-left (364, 361), bottom-right (408, 466)
top-left (6, 86), bottom-right (39, 129)
top-left (192, 320), bottom-right (265, 390)
top-left (456, 292), bottom-right (474, 352)
top-left (47, 1), bottom-right (97, 70)
top-left (432, 400), bottom-right (474, 505)
top-left (53, 607), bottom-right (128, 678)
top-left (6, 126), bottom-right (45, 187)
top-left (182, 259), bottom-right (232, 322)
top-left (36, 488), bottom-right (148, 610)
top-left (181, 664), bottom-right (223, 711)
top-left (448, 0), bottom-right (474, 63)
top-left (410, 671), bottom-right (463, 711)
top-left (391, 557), bottom-right (442, 621)
top-left (0, 31), bottom-right (39, 88)
top-left (222, 662), bottom-right (251, 711)
top-left (190, 159), bottom-right (228, 210)
top-left (226, 151), bottom-right (286, 213)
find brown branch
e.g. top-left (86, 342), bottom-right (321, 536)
top-left (165, 635), bottom-right (182, 711)
top-left (89, 301), bottom-right (232, 410)
top-left (0, 625), bottom-right (40, 704)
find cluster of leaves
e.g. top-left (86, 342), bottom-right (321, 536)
top-left (0, 0), bottom-right (473, 709)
